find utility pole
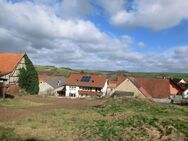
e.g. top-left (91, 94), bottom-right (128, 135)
top-left (0, 78), bottom-right (7, 99)
top-left (2, 82), bottom-right (6, 99)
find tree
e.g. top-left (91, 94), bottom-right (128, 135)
top-left (18, 55), bottom-right (39, 95)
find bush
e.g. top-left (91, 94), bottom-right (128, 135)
top-left (18, 55), bottom-right (39, 94)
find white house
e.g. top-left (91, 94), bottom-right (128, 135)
top-left (39, 76), bottom-right (67, 96)
top-left (65, 73), bottom-right (108, 98)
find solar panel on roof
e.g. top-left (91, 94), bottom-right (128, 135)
top-left (81, 76), bottom-right (91, 82)
top-left (81, 76), bottom-right (86, 82)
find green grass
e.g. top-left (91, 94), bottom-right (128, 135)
top-left (35, 65), bottom-right (76, 77)
top-left (30, 124), bottom-right (39, 130)
top-left (96, 103), bottom-right (125, 116)
top-left (0, 130), bottom-right (15, 139)
top-left (0, 98), bottom-right (188, 140)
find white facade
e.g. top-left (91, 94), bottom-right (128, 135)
top-left (39, 81), bottom-right (54, 95)
top-left (65, 86), bottom-right (79, 97)
top-left (101, 80), bottom-right (108, 96)
top-left (65, 80), bottom-right (108, 98)
top-left (183, 89), bottom-right (188, 98)
top-left (39, 81), bottom-right (65, 96)
top-left (1, 57), bottom-right (25, 85)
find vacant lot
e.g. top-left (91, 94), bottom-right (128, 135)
top-left (0, 96), bottom-right (188, 141)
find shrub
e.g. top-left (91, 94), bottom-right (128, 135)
top-left (18, 55), bottom-right (39, 95)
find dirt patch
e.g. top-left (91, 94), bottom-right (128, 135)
top-left (0, 96), bottom-right (102, 122)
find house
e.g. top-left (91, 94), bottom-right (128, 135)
top-left (110, 77), bottom-right (182, 103)
top-left (170, 78), bottom-right (188, 99)
top-left (0, 53), bottom-right (26, 94)
top-left (65, 73), bottom-right (108, 98)
top-left (134, 77), bottom-right (172, 100)
top-left (170, 78), bottom-right (186, 84)
top-left (110, 77), bottom-right (151, 98)
top-left (39, 76), bottom-right (67, 96)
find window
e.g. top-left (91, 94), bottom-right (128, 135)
top-left (95, 88), bottom-right (101, 92)
top-left (81, 87), bottom-right (92, 91)
top-left (69, 93), bottom-right (75, 97)
top-left (70, 86), bottom-right (76, 90)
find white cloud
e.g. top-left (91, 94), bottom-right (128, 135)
top-left (0, 0), bottom-right (141, 70)
top-left (106, 0), bottom-right (188, 30)
top-left (138, 42), bottom-right (145, 48)
top-left (56, 0), bottom-right (91, 18)
top-left (0, 0), bottom-right (188, 72)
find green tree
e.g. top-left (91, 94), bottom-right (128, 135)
top-left (18, 55), bottom-right (39, 94)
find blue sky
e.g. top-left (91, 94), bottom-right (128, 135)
top-left (0, 0), bottom-right (188, 72)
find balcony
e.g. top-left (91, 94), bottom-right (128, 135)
top-left (78, 90), bottom-right (102, 96)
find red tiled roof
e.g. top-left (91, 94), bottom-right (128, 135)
top-left (108, 75), bottom-right (126, 89)
top-left (133, 77), bottom-right (170, 98)
top-left (128, 77), bottom-right (151, 98)
top-left (38, 74), bottom-right (50, 79)
top-left (116, 75), bottom-right (126, 86)
top-left (108, 80), bottom-right (117, 89)
top-left (0, 53), bottom-right (24, 76)
top-left (66, 73), bottom-right (106, 88)
top-left (78, 90), bottom-right (102, 96)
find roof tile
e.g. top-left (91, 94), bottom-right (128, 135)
top-left (66, 73), bottom-right (106, 88)
top-left (0, 53), bottom-right (24, 76)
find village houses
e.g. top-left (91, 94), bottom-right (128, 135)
top-left (0, 52), bottom-right (187, 103)
top-left (109, 76), bottom-right (185, 103)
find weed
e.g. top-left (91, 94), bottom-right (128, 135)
top-left (0, 127), bottom-right (17, 140)
top-left (96, 103), bottom-right (124, 116)
top-left (16, 121), bottom-right (22, 126)
top-left (27, 116), bottom-right (34, 122)
top-left (0, 130), bottom-right (15, 139)
top-left (30, 124), bottom-right (39, 129)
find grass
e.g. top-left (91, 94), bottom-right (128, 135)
top-left (0, 97), bottom-right (188, 141)
top-left (0, 98), bottom-right (45, 108)
top-left (128, 72), bottom-right (188, 79)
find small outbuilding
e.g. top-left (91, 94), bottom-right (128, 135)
top-left (39, 76), bottom-right (67, 96)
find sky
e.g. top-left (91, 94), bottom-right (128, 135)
top-left (0, 0), bottom-right (188, 72)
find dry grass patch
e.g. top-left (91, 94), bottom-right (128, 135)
top-left (0, 97), bottom-right (188, 141)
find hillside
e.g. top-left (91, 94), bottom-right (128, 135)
top-left (35, 65), bottom-right (188, 80)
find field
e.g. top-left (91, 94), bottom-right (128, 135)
top-left (0, 96), bottom-right (188, 141)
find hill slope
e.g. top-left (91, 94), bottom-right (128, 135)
top-left (35, 65), bottom-right (188, 80)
